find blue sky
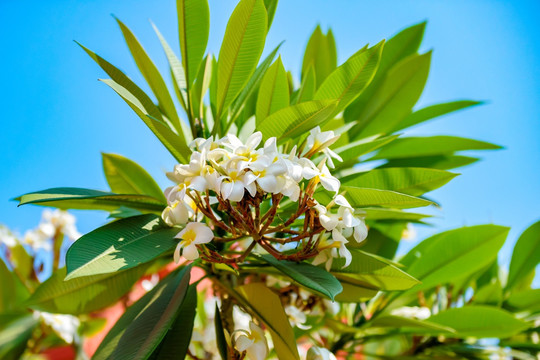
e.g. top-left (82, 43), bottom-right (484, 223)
top-left (1, 0), bottom-right (539, 275)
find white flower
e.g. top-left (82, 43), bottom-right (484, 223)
top-left (234, 321), bottom-right (269, 360)
top-left (391, 306), bottom-right (431, 320)
top-left (285, 305), bottom-right (311, 330)
top-left (307, 346), bottom-right (337, 360)
top-left (162, 200), bottom-right (191, 226)
top-left (248, 160), bottom-right (287, 194)
top-left (39, 209), bottom-right (81, 241)
top-left (174, 222), bottom-right (214, 262)
top-left (305, 126), bottom-right (342, 168)
top-left (0, 226), bottom-right (18, 248)
top-left (219, 162), bottom-right (255, 202)
top-left (39, 312), bottom-right (80, 344)
top-left (305, 160), bottom-right (340, 194)
top-left (312, 230), bottom-right (352, 271)
top-left (22, 229), bottom-right (51, 252)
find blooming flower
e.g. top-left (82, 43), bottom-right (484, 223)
top-left (306, 346), bottom-right (337, 360)
top-left (38, 312), bottom-right (80, 344)
top-left (174, 222), bottom-right (214, 262)
top-left (234, 321), bottom-right (269, 360)
top-left (0, 226), bottom-right (18, 248)
top-left (305, 126), bottom-right (343, 168)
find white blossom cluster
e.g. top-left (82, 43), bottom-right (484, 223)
top-left (35, 311), bottom-right (80, 344)
top-left (162, 127), bottom-right (368, 266)
top-left (1, 209), bottom-right (80, 253)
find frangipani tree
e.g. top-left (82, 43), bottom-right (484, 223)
top-left (1, 0), bottom-right (538, 359)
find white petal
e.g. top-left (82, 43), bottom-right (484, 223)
top-left (173, 242), bottom-right (183, 264)
top-left (354, 222), bottom-right (368, 243)
top-left (235, 335), bottom-right (254, 352)
top-left (246, 131), bottom-right (263, 150)
top-left (182, 243), bottom-right (200, 260)
top-left (229, 181), bottom-right (245, 202)
top-left (319, 175), bottom-right (340, 194)
top-left (257, 175), bottom-right (279, 193)
top-left (334, 194), bottom-right (351, 208)
top-left (320, 214), bottom-right (339, 231)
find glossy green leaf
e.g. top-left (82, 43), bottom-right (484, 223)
top-left (342, 167), bottom-right (458, 196)
top-left (256, 56), bottom-right (289, 123)
top-left (216, 0), bottom-right (267, 118)
top-left (380, 154), bottom-right (480, 170)
top-left (333, 135), bottom-right (398, 165)
top-left (66, 214), bottom-right (178, 279)
top-left (257, 254), bottom-right (342, 300)
top-left (148, 285), bottom-right (197, 360)
top-left (294, 65), bottom-right (316, 104)
top-left (364, 208), bottom-right (430, 223)
top-left (151, 22), bottom-right (188, 111)
top-left (428, 306), bottom-right (529, 338)
top-left (506, 289), bottom-right (540, 313)
top-left (115, 18), bottom-right (183, 135)
top-left (17, 187), bottom-right (166, 212)
top-left (26, 266), bottom-right (146, 315)
top-left (394, 100), bottom-right (483, 131)
top-left (191, 55), bottom-right (213, 119)
top-left (344, 22), bottom-right (425, 123)
top-left (473, 281), bottom-right (503, 306)
top-left (0, 315), bottom-right (37, 360)
top-left (102, 153), bottom-right (166, 202)
top-left (507, 221), bottom-right (540, 291)
top-left (314, 42), bottom-right (384, 115)
top-left (331, 250), bottom-right (419, 291)
top-left (258, 100), bottom-right (337, 140)
top-left (214, 303), bottom-right (229, 360)
top-left (235, 282), bottom-right (300, 360)
top-left (402, 225), bottom-right (509, 291)
top-left (371, 136), bottom-right (501, 160)
top-left (177, 0), bottom-right (210, 87)
top-left (316, 186), bottom-right (434, 209)
top-left (334, 282), bottom-right (378, 302)
top-left (301, 26), bottom-right (337, 88)
top-left (78, 43), bottom-right (190, 162)
top-left (351, 52), bottom-right (431, 139)
top-left (369, 315), bottom-right (455, 335)
top-left (94, 266), bottom-right (191, 360)
top-left (263, 0), bottom-right (278, 30)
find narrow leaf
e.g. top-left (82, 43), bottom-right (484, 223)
top-left (256, 56), bottom-right (289, 123)
top-left (506, 220), bottom-right (540, 290)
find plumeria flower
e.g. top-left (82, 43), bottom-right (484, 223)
top-left (174, 222), bottom-right (214, 262)
top-left (40, 209), bottom-right (81, 241)
top-left (162, 200), bottom-right (191, 226)
top-left (38, 312), bottom-right (80, 344)
top-left (391, 306), bottom-right (431, 320)
top-left (305, 126), bottom-right (343, 168)
top-left (306, 346), bottom-right (337, 360)
top-left (220, 161), bottom-right (255, 201)
top-left (312, 230), bottom-right (352, 270)
top-left (234, 321), bottom-right (269, 360)
top-left (22, 229), bottom-right (51, 253)
top-left (0, 226), bottom-right (18, 248)
top-left (285, 305), bottom-right (311, 330)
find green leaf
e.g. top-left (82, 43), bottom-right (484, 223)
top-left (344, 22), bottom-right (426, 123)
top-left (77, 43), bottom-right (190, 162)
top-left (151, 22), bottom-right (188, 112)
top-left (216, 0), bottom-right (267, 119)
top-left (506, 221), bottom-right (540, 291)
top-left (394, 100), bottom-right (483, 131)
top-left (258, 100), bottom-right (337, 140)
top-left (102, 153), bottom-right (166, 202)
top-left (506, 289), bottom-right (540, 313)
top-left (314, 41), bottom-right (384, 115)
top-left (115, 18), bottom-right (183, 136)
top-left (214, 303), bottom-right (229, 360)
top-left (402, 225), bottom-right (509, 291)
top-left (148, 285), bottom-right (197, 360)
top-left (380, 154), bottom-right (479, 171)
top-left (301, 26), bottom-right (337, 88)
top-left (331, 250), bottom-right (419, 291)
top-left (334, 282), bottom-right (378, 302)
top-left (191, 55), bottom-right (213, 119)
top-left (17, 187), bottom-right (166, 212)
top-left (473, 281), bottom-right (503, 306)
top-left (263, 0), bottom-right (278, 30)
top-left (94, 266), bottom-right (191, 360)
top-left (293, 65), bottom-right (316, 104)
top-left (235, 283), bottom-right (300, 360)
top-left (256, 56), bottom-right (290, 123)
top-left (369, 315), bottom-right (455, 335)
top-left (65, 214), bottom-right (178, 279)
top-left (427, 306), bottom-right (529, 338)
top-left (0, 315), bottom-right (37, 360)
top-left (351, 52), bottom-right (432, 139)
top-left (371, 136), bottom-right (502, 160)
top-left (257, 254), bottom-right (343, 300)
top-left (342, 167), bottom-right (458, 196)
top-left (333, 134), bottom-right (398, 165)
top-left (26, 266), bottom-right (146, 315)
top-left (177, 0), bottom-right (210, 87)
top-left (315, 187), bottom-right (434, 209)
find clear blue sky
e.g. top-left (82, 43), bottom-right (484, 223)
top-left (1, 0), bottom-right (539, 275)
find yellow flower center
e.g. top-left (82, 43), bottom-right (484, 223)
top-left (180, 229), bottom-right (197, 246)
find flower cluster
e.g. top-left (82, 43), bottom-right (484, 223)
top-left (162, 127), bottom-right (368, 266)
